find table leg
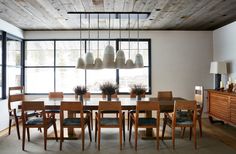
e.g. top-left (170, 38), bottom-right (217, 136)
top-left (141, 111), bottom-right (156, 140)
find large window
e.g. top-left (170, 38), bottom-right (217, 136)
top-left (6, 36), bottom-right (22, 94)
top-left (24, 39), bottom-right (151, 94)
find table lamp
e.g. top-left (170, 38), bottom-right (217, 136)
top-left (210, 61), bottom-right (227, 90)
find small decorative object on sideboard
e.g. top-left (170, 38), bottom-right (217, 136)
top-left (227, 83), bottom-right (234, 92)
top-left (100, 81), bottom-right (118, 101)
top-left (130, 84), bottom-right (147, 100)
top-left (74, 86), bottom-right (87, 101)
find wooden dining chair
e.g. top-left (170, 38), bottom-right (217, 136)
top-left (21, 101), bottom-right (58, 150)
top-left (60, 101), bottom-right (92, 151)
top-left (128, 91), bottom-right (145, 130)
top-left (157, 91), bottom-right (173, 140)
top-left (8, 86), bottom-right (38, 140)
top-left (95, 101), bottom-right (125, 150)
top-left (129, 101), bottom-right (160, 150)
top-left (46, 92), bottom-right (64, 117)
top-left (161, 100), bottom-right (197, 149)
top-left (101, 93), bottom-right (119, 118)
top-left (182, 86), bottom-right (204, 137)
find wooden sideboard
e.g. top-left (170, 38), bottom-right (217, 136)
top-left (207, 90), bottom-right (236, 125)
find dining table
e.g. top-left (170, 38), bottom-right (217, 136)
top-left (24, 96), bottom-right (185, 139)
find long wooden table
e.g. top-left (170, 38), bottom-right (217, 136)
top-left (25, 97), bottom-right (184, 139)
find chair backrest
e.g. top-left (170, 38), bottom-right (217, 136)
top-left (48, 92), bottom-right (64, 99)
top-left (8, 86), bottom-right (25, 110)
top-left (98, 101), bottom-right (121, 111)
top-left (60, 101), bottom-right (84, 122)
top-left (22, 101), bottom-right (45, 123)
top-left (83, 92), bottom-right (91, 99)
top-left (157, 91), bottom-right (173, 100)
top-left (173, 100), bottom-right (197, 124)
top-left (130, 91), bottom-right (145, 98)
top-left (194, 86), bottom-right (204, 106)
top-left (102, 93), bottom-right (118, 99)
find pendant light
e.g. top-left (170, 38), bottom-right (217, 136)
top-left (85, 14), bottom-right (94, 69)
top-left (135, 14), bottom-right (144, 68)
top-left (76, 14), bottom-right (85, 69)
top-left (115, 14), bottom-right (126, 68)
top-left (94, 14), bottom-right (103, 69)
top-left (103, 13), bottom-right (115, 68)
top-left (126, 14), bottom-right (135, 68)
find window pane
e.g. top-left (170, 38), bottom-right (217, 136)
top-left (7, 40), bottom-right (21, 66)
top-left (56, 41), bottom-right (85, 66)
top-left (25, 41), bottom-right (54, 66)
top-left (119, 68), bottom-right (149, 92)
top-left (56, 68), bottom-right (85, 93)
top-left (87, 69), bottom-right (116, 93)
top-left (6, 67), bottom-right (21, 94)
top-left (25, 68), bottom-right (54, 93)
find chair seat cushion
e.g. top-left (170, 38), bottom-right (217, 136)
top-left (129, 110), bottom-right (146, 114)
top-left (138, 118), bottom-right (157, 126)
top-left (176, 111), bottom-right (193, 125)
top-left (26, 118), bottom-right (43, 125)
top-left (100, 118), bottom-right (119, 126)
top-left (63, 118), bottom-right (82, 126)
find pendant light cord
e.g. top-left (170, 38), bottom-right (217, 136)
top-left (88, 13), bottom-right (90, 52)
top-left (109, 13), bottom-right (111, 45)
top-left (80, 14), bottom-right (82, 57)
top-left (137, 14), bottom-right (139, 54)
top-left (128, 14), bottom-right (131, 59)
top-left (119, 14), bottom-right (121, 49)
top-left (97, 14), bottom-right (99, 58)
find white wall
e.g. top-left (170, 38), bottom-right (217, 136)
top-left (0, 18), bottom-right (23, 38)
top-left (24, 30), bottom-right (213, 99)
top-left (213, 21), bottom-right (236, 82)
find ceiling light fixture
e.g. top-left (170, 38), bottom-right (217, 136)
top-left (135, 14), bottom-right (144, 68)
top-left (76, 14), bottom-right (85, 69)
top-left (94, 14), bottom-right (103, 69)
top-left (126, 14), bottom-right (135, 69)
top-left (85, 14), bottom-right (94, 69)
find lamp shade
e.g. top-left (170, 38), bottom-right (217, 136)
top-left (94, 57), bottom-right (103, 69)
top-left (126, 59), bottom-right (135, 68)
top-left (115, 49), bottom-right (126, 68)
top-left (135, 53), bottom-right (143, 68)
top-left (210, 61), bottom-right (227, 74)
top-left (85, 52), bottom-right (94, 69)
top-left (76, 57), bottom-right (85, 69)
top-left (103, 45), bottom-right (115, 68)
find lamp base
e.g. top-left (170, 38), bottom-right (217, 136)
top-left (215, 74), bottom-right (221, 90)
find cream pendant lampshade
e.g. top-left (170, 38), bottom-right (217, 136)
top-left (85, 52), bottom-right (94, 69)
top-left (135, 53), bottom-right (143, 68)
top-left (126, 59), bottom-right (135, 68)
top-left (103, 45), bottom-right (115, 68)
top-left (94, 58), bottom-right (103, 69)
top-left (116, 49), bottom-right (126, 68)
top-left (76, 57), bottom-right (85, 69)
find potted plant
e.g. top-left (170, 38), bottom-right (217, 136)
top-left (100, 82), bottom-right (118, 101)
top-left (74, 86), bottom-right (87, 102)
top-left (130, 84), bottom-right (147, 100)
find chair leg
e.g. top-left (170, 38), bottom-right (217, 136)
top-left (189, 127), bottom-right (192, 140)
top-left (44, 128), bottom-right (47, 150)
top-left (98, 125), bottom-right (101, 150)
top-left (198, 118), bottom-right (202, 137)
top-left (8, 119), bottom-right (12, 135)
top-left (60, 127), bottom-right (63, 150)
top-left (120, 126), bottom-right (122, 150)
top-left (82, 127), bottom-right (85, 151)
top-left (172, 126), bottom-right (175, 150)
top-left (27, 128), bottom-right (30, 141)
top-left (129, 118), bottom-right (133, 142)
top-left (15, 117), bottom-right (21, 140)
top-left (122, 113), bottom-right (125, 142)
top-left (135, 126), bottom-right (138, 151)
top-left (127, 111), bottom-right (130, 130)
top-left (162, 114), bottom-right (167, 140)
top-left (194, 125), bottom-right (197, 149)
top-left (88, 118), bottom-right (92, 142)
top-left (53, 122), bottom-right (58, 141)
top-left (95, 118), bottom-right (97, 142)
top-left (22, 126), bottom-right (26, 151)
top-left (90, 110), bottom-right (93, 130)
top-left (181, 127), bottom-right (186, 138)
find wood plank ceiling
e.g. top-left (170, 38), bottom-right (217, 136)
top-left (0, 0), bottom-right (236, 30)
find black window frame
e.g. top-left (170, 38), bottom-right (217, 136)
top-left (23, 38), bottom-right (152, 95)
